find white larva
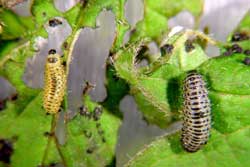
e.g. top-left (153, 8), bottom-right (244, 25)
top-left (181, 72), bottom-right (211, 152)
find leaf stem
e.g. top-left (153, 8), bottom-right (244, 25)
top-left (54, 136), bottom-right (67, 167)
top-left (63, 3), bottom-right (87, 120)
top-left (41, 114), bottom-right (57, 166)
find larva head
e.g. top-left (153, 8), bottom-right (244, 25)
top-left (46, 54), bottom-right (61, 66)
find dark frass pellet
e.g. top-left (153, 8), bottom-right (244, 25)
top-left (223, 50), bottom-right (233, 56)
top-left (79, 105), bottom-right (92, 118)
top-left (231, 44), bottom-right (242, 53)
top-left (93, 106), bottom-right (103, 121)
top-left (231, 32), bottom-right (249, 42)
top-left (0, 100), bottom-right (6, 111)
top-left (49, 19), bottom-right (62, 27)
top-left (185, 40), bottom-right (195, 52)
top-left (9, 93), bottom-right (18, 101)
top-left (244, 50), bottom-right (250, 56)
top-left (44, 131), bottom-right (54, 137)
top-left (48, 49), bottom-right (56, 54)
top-left (243, 57), bottom-right (250, 65)
top-left (0, 139), bottom-right (13, 164)
top-left (160, 44), bottom-right (174, 55)
top-left (86, 147), bottom-right (94, 154)
top-left (63, 42), bottom-right (68, 49)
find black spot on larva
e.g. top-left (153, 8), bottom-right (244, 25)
top-left (0, 139), bottom-right (13, 164)
top-left (181, 72), bottom-right (211, 152)
top-left (231, 44), bottom-right (242, 53)
top-left (48, 49), bottom-right (57, 55)
top-left (102, 137), bottom-right (106, 143)
top-left (244, 50), bottom-right (250, 56)
top-left (47, 57), bottom-right (58, 63)
top-left (49, 19), bottom-right (62, 27)
top-left (160, 44), bottom-right (174, 55)
top-left (83, 130), bottom-right (92, 138)
top-left (185, 40), bottom-right (195, 52)
top-left (243, 57), bottom-right (250, 65)
top-left (231, 32), bottom-right (249, 42)
top-left (93, 106), bottom-right (103, 121)
top-left (0, 100), bottom-right (6, 111)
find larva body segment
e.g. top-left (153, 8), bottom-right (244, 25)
top-left (43, 54), bottom-right (66, 114)
top-left (181, 72), bottom-right (211, 152)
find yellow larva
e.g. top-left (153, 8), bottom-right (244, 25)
top-left (43, 53), bottom-right (66, 114)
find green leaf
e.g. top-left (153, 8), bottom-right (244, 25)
top-left (0, 1), bottom-right (124, 166)
top-left (123, 34), bottom-right (250, 167)
top-left (125, 128), bottom-right (250, 167)
top-left (0, 42), bottom-right (40, 113)
top-left (0, 9), bottom-right (35, 40)
top-left (60, 103), bottom-right (121, 167)
top-left (115, 30), bottom-right (210, 127)
top-left (237, 12), bottom-right (250, 32)
top-left (1, 0), bottom-right (250, 166)
top-left (227, 12), bottom-right (250, 42)
top-left (198, 53), bottom-right (250, 95)
top-left (10, 94), bottom-right (58, 167)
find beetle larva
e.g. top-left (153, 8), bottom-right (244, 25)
top-left (181, 72), bottom-right (211, 152)
top-left (43, 53), bottom-right (66, 114)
